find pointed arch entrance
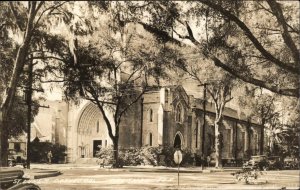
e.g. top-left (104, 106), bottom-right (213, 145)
top-left (77, 103), bottom-right (110, 158)
top-left (173, 132), bottom-right (183, 149)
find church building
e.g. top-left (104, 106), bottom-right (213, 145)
top-left (31, 85), bottom-right (262, 164)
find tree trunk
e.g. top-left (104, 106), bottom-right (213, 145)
top-left (112, 137), bottom-right (120, 168)
top-left (260, 124), bottom-right (264, 155)
top-left (246, 120), bottom-right (251, 158)
top-left (94, 100), bottom-right (122, 168)
top-left (0, 45), bottom-right (30, 166)
top-left (0, 117), bottom-right (8, 166)
top-left (0, 3), bottom-right (37, 166)
top-left (214, 120), bottom-right (222, 168)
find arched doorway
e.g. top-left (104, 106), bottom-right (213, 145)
top-left (174, 132), bottom-right (183, 149)
top-left (77, 103), bottom-right (110, 158)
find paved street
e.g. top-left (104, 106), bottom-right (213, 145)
top-left (18, 164), bottom-right (300, 190)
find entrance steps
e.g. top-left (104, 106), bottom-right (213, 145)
top-left (74, 158), bottom-right (99, 164)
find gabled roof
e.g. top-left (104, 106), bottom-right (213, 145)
top-left (171, 85), bottom-right (190, 108)
top-left (193, 98), bottom-right (260, 125)
top-left (31, 122), bottom-right (45, 141)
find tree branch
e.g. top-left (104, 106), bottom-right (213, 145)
top-left (211, 55), bottom-right (299, 97)
top-left (257, 1), bottom-right (299, 33)
top-left (198, 0), bottom-right (299, 75)
top-left (136, 16), bottom-right (299, 97)
top-left (28, 56), bottom-right (66, 62)
top-left (40, 79), bottom-right (66, 83)
top-left (9, 2), bottom-right (24, 31)
top-left (32, 1), bottom-right (45, 19)
top-left (0, 22), bottom-right (8, 31)
top-left (172, 29), bottom-right (190, 40)
top-left (34, 1), bottom-right (67, 28)
top-left (86, 84), bottom-right (115, 139)
top-left (266, 0), bottom-right (300, 67)
top-left (117, 89), bottom-right (146, 125)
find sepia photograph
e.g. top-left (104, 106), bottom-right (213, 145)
top-left (0, 1), bottom-right (299, 190)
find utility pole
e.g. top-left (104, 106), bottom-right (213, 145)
top-left (198, 80), bottom-right (219, 169)
top-left (26, 59), bottom-right (33, 169)
top-left (140, 97), bottom-right (144, 147)
top-left (24, 59), bottom-right (49, 169)
top-left (259, 87), bottom-right (264, 155)
top-left (201, 83), bottom-right (207, 170)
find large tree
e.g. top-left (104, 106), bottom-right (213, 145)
top-left (0, 2), bottom-right (44, 166)
top-left (172, 46), bottom-right (235, 168)
top-left (56, 7), bottom-right (176, 166)
top-left (0, 1), bottom-right (92, 166)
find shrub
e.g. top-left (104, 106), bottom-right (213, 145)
top-left (140, 146), bottom-right (162, 166)
top-left (194, 154), bottom-right (203, 166)
top-left (96, 147), bottom-right (142, 167)
top-left (95, 146), bottom-right (114, 166)
top-left (96, 146), bottom-right (163, 167)
top-left (159, 146), bottom-right (195, 167)
top-left (161, 146), bottom-right (176, 167)
top-left (181, 149), bottom-right (195, 167)
top-left (120, 148), bottom-right (143, 166)
top-left (96, 146), bottom-right (196, 167)
top-left (232, 168), bottom-right (267, 184)
top-left (31, 139), bottom-right (67, 163)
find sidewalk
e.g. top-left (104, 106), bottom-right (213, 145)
top-left (123, 166), bottom-right (240, 173)
top-left (29, 163), bottom-right (241, 173)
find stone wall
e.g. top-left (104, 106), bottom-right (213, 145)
top-left (142, 91), bottom-right (161, 147)
top-left (119, 98), bottom-right (142, 149)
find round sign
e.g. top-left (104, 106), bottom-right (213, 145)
top-left (174, 150), bottom-right (182, 164)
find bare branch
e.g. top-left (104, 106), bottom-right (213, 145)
top-left (172, 29), bottom-right (190, 40)
top-left (257, 1), bottom-right (274, 15)
top-left (117, 89), bottom-right (146, 124)
top-left (34, 1), bottom-right (67, 28)
top-left (40, 79), bottom-right (66, 83)
top-left (255, 26), bottom-right (299, 34)
top-left (28, 56), bottom-right (66, 62)
top-left (32, 1), bottom-right (45, 18)
top-left (124, 66), bottom-right (145, 84)
top-left (256, 1), bottom-right (299, 33)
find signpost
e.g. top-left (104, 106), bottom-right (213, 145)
top-left (174, 150), bottom-right (182, 187)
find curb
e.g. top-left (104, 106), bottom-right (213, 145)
top-left (96, 167), bottom-right (239, 173)
top-left (23, 170), bottom-right (62, 179)
top-left (33, 171), bottom-right (61, 179)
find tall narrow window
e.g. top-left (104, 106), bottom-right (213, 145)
top-left (149, 109), bottom-right (153, 122)
top-left (241, 131), bottom-right (245, 152)
top-left (176, 104), bottom-right (183, 122)
top-left (195, 121), bottom-right (198, 148)
top-left (255, 134), bottom-right (258, 154)
top-left (165, 90), bottom-right (169, 104)
top-left (14, 143), bottom-right (21, 152)
top-left (149, 133), bottom-right (153, 146)
top-left (227, 129), bottom-right (231, 157)
top-left (96, 121), bottom-right (99, 133)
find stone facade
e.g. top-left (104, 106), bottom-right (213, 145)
top-left (29, 85), bottom-right (262, 163)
